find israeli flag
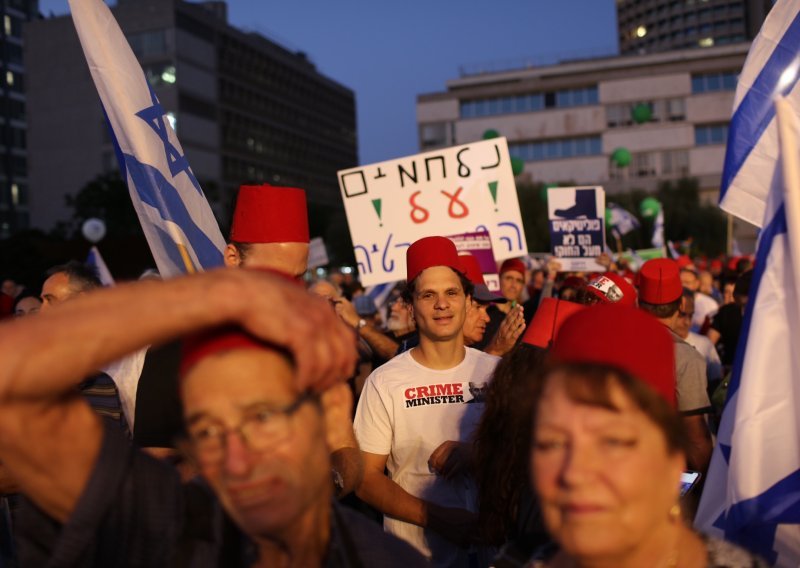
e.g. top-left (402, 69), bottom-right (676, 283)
top-left (695, 97), bottom-right (800, 566)
top-left (69, 0), bottom-right (225, 277)
top-left (86, 246), bottom-right (115, 286)
top-left (719, 0), bottom-right (800, 228)
top-left (607, 202), bottom-right (640, 238)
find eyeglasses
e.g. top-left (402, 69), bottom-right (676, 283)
top-left (186, 390), bottom-right (317, 464)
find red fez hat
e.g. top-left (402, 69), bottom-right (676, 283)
top-left (550, 305), bottom-right (676, 406)
top-left (499, 258), bottom-right (526, 277)
top-left (522, 298), bottom-right (585, 349)
top-left (586, 272), bottom-right (637, 307)
top-left (676, 255), bottom-right (694, 270)
top-left (406, 236), bottom-right (463, 282)
top-left (710, 259), bottom-right (723, 271)
top-left (727, 256), bottom-right (740, 271)
top-left (230, 184), bottom-right (309, 244)
top-left (180, 326), bottom-right (280, 378)
top-left (638, 258), bottom-right (682, 304)
top-left (458, 253), bottom-right (505, 303)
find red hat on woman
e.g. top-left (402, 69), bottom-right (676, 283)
top-left (550, 305), bottom-right (676, 406)
top-left (230, 184), bottom-right (309, 244)
top-left (406, 236), bottom-right (464, 282)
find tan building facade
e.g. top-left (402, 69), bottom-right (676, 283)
top-left (417, 43), bottom-right (757, 249)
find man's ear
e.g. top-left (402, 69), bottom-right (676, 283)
top-left (223, 244), bottom-right (241, 267)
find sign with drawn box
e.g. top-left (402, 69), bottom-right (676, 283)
top-left (547, 186), bottom-right (606, 272)
top-left (337, 137), bottom-right (527, 286)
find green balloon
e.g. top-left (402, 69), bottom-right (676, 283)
top-left (640, 197), bottom-right (661, 219)
top-left (610, 147), bottom-right (632, 167)
top-left (482, 129), bottom-right (500, 140)
top-left (605, 207), bottom-right (613, 226)
top-left (631, 103), bottom-right (652, 124)
top-left (510, 156), bottom-right (525, 176)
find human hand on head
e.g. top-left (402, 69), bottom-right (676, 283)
top-left (334, 297), bottom-right (361, 328)
top-left (229, 269), bottom-right (358, 390)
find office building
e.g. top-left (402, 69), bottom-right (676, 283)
top-left (25, 0), bottom-right (357, 233)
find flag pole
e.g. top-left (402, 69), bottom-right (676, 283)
top-left (774, 96), bottom-right (800, 304)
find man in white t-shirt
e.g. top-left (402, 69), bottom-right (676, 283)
top-left (354, 236), bottom-right (499, 566)
top-left (680, 268), bottom-right (719, 332)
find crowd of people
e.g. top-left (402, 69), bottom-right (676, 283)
top-left (0, 183), bottom-right (766, 567)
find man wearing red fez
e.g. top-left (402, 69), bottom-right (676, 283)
top-left (224, 184), bottom-right (310, 278)
top-left (354, 236), bottom-right (500, 566)
top-left (637, 258), bottom-right (713, 476)
top-left (0, 269), bottom-right (415, 566)
top-left (472, 257), bottom-right (526, 352)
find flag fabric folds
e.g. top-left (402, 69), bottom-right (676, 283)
top-left (69, 0), bottom-right (225, 277)
top-left (606, 202), bottom-right (640, 239)
top-left (718, 0), bottom-right (800, 228)
top-left (86, 246), bottom-right (115, 286)
top-left (695, 97), bottom-right (800, 566)
top-left (651, 208), bottom-right (665, 249)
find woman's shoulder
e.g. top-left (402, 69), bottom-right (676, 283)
top-left (703, 535), bottom-right (770, 568)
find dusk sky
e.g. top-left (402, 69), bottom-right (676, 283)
top-left (37, 0), bottom-right (619, 165)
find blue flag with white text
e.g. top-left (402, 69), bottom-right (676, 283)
top-left (69, 0), bottom-right (225, 277)
top-left (719, 0), bottom-right (800, 228)
top-left (696, 126), bottom-right (800, 566)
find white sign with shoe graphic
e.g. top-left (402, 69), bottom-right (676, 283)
top-left (547, 186), bottom-right (606, 272)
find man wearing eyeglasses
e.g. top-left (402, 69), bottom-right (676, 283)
top-left (0, 269), bottom-right (423, 566)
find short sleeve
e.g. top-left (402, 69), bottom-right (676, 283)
top-left (353, 370), bottom-right (393, 456)
top-left (675, 345), bottom-right (712, 415)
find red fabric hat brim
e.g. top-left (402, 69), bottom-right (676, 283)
top-left (230, 184), bottom-right (309, 244)
top-left (522, 298), bottom-right (585, 349)
top-left (550, 305), bottom-right (676, 407)
top-left (180, 326), bottom-right (280, 378)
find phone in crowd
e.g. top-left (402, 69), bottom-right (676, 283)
top-left (680, 470), bottom-right (701, 496)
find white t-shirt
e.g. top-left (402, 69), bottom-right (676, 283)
top-left (686, 331), bottom-right (723, 382)
top-left (692, 292), bottom-right (719, 333)
top-left (354, 347), bottom-right (499, 566)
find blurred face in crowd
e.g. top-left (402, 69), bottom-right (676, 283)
top-left (698, 271), bottom-right (715, 296)
top-left (2, 279), bottom-right (21, 298)
top-left (531, 270), bottom-right (545, 292)
top-left (40, 272), bottom-right (75, 312)
top-left (530, 371), bottom-right (683, 562)
top-left (462, 299), bottom-right (490, 346)
top-left (387, 297), bottom-right (414, 334)
top-left (411, 266), bottom-right (468, 342)
top-left (14, 296), bottom-right (42, 317)
top-left (679, 270), bottom-right (699, 292)
top-left (225, 242), bottom-right (309, 279)
top-left (500, 270), bottom-right (525, 303)
top-left (181, 348), bottom-right (329, 538)
top-left (674, 296), bottom-right (694, 339)
top-left (722, 282), bottom-right (735, 305)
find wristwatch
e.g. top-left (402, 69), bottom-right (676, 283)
top-left (357, 318), bottom-right (367, 329)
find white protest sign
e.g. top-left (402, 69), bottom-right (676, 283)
top-left (448, 231), bottom-right (500, 291)
top-left (337, 137), bottom-right (527, 286)
top-left (547, 186), bottom-right (606, 272)
top-left (307, 236), bottom-right (329, 269)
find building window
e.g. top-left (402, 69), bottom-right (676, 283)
top-left (509, 135), bottom-right (602, 162)
top-left (128, 29), bottom-right (168, 58)
top-left (691, 71), bottom-right (738, 93)
top-left (420, 122), bottom-right (449, 149)
top-left (662, 150), bottom-right (689, 175)
top-left (695, 123), bottom-right (729, 145)
top-left (460, 86), bottom-right (597, 119)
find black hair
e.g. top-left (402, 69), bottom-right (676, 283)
top-left (46, 261), bottom-right (102, 293)
top-left (734, 269), bottom-right (753, 298)
top-left (401, 268), bottom-right (474, 304)
top-left (639, 297), bottom-right (681, 319)
top-left (230, 241), bottom-right (252, 263)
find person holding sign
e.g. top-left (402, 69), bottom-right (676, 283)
top-left (354, 236), bottom-right (499, 567)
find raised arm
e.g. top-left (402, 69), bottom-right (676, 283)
top-left (0, 268), bottom-right (357, 521)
